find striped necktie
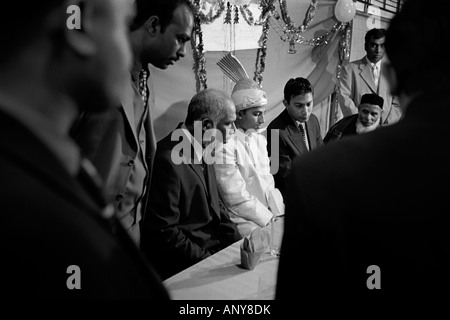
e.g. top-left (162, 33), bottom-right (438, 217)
top-left (139, 69), bottom-right (149, 107)
top-left (298, 122), bottom-right (310, 151)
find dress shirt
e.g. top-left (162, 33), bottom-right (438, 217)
top-left (367, 57), bottom-right (381, 90)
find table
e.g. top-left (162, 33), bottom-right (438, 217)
top-left (163, 217), bottom-right (284, 300)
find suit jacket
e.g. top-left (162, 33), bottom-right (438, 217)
top-left (140, 125), bottom-right (241, 280)
top-left (0, 110), bottom-right (168, 299)
top-left (323, 114), bottom-right (358, 144)
top-left (72, 73), bottom-right (157, 244)
top-left (339, 56), bottom-right (402, 125)
top-left (277, 93), bottom-right (450, 303)
top-left (266, 109), bottom-right (323, 196)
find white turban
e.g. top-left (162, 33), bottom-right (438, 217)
top-left (231, 88), bottom-right (268, 111)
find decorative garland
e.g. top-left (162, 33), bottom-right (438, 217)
top-left (331, 22), bottom-right (352, 125)
top-left (191, 0), bottom-right (352, 90)
top-left (199, 0), bottom-right (226, 24)
top-left (278, 0), bottom-right (318, 34)
top-left (253, 17), bottom-right (270, 87)
top-left (192, 0), bottom-right (208, 91)
top-left (239, 0), bottom-right (277, 26)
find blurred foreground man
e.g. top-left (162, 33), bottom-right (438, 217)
top-left (0, 0), bottom-right (168, 299)
top-left (277, 0), bottom-right (450, 304)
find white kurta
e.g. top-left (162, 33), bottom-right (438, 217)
top-left (214, 129), bottom-right (284, 237)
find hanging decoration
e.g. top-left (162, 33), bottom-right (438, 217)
top-left (276, 0), bottom-right (318, 53)
top-left (199, 0), bottom-right (226, 24)
top-left (224, 1), bottom-right (233, 24)
top-left (229, 0), bottom-right (252, 5)
top-left (253, 16), bottom-right (270, 86)
top-left (240, 0), bottom-right (278, 26)
top-left (191, 0), bottom-right (355, 90)
top-left (330, 22), bottom-right (352, 126)
top-left (334, 0), bottom-right (356, 23)
top-left (192, 0), bottom-right (208, 91)
top-left (234, 5), bottom-right (240, 24)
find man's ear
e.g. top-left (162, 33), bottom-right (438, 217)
top-left (64, 0), bottom-right (97, 57)
top-left (282, 99), bottom-right (289, 108)
top-left (145, 16), bottom-right (160, 37)
top-left (202, 118), bottom-right (214, 132)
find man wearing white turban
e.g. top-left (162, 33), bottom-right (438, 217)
top-left (214, 66), bottom-right (284, 237)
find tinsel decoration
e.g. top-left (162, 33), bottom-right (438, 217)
top-left (296, 22), bottom-right (342, 46)
top-left (253, 17), bottom-right (270, 87)
top-left (224, 1), bottom-right (232, 24)
top-left (330, 22), bottom-right (352, 126)
top-left (199, 0), bottom-right (226, 24)
top-left (234, 5), bottom-right (240, 24)
top-left (239, 0), bottom-right (277, 26)
top-left (279, 0), bottom-right (318, 34)
top-left (192, 0), bottom-right (208, 91)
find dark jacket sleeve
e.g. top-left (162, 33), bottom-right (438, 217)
top-left (141, 153), bottom-right (211, 278)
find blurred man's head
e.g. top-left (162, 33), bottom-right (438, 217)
top-left (185, 89), bottom-right (236, 147)
top-left (0, 0), bottom-right (135, 113)
top-left (283, 77), bottom-right (314, 124)
top-left (365, 28), bottom-right (386, 64)
top-left (356, 94), bottom-right (383, 134)
top-left (131, 0), bottom-right (194, 69)
top-left (385, 0), bottom-right (450, 97)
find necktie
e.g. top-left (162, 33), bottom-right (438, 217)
top-left (372, 64), bottom-right (379, 89)
top-left (298, 123), bottom-right (310, 151)
top-left (139, 69), bottom-right (149, 107)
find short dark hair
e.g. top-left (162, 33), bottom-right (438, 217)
top-left (385, 0), bottom-right (450, 95)
top-left (131, 0), bottom-right (195, 32)
top-left (365, 28), bottom-right (386, 44)
top-left (185, 89), bottom-right (233, 126)
top-left (283, 78), bottom-right (314, 103)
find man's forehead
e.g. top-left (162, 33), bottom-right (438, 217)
top-left (292, 93), bottom-right (313, 103)
top-left (369, 37), bottom-right (385, 44)
top-left (171, 5), bottom-right (194, 29)
top-left (360, 104), bottom-right (382, 111)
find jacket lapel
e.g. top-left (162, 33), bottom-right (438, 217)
top-left (359, 61), bottom-right (377, 93)
top-left (287, 124), bottom-right (306, 155)
top-left (205, 165), bottom-right (221, 218)
top-left (305, 119), bottom-right (316, 150)
top-left (121, 80), bottom-right (139, 148)
top-left (279, 110), bottom-right (303, 155)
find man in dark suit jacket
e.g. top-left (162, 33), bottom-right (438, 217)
top-left (0, 0), bottom-right (168, 299)
top-left (277, 0), bottom-right (450, 304)
top-left (266, 77), bottom-right (323, 196)
top-left (141, 89), bottom-right (242, 280)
